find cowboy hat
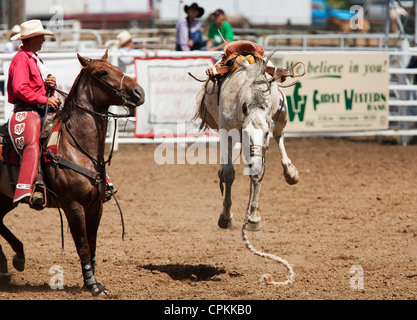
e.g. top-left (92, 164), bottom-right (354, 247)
top-left (211, 8), bottom-right (225, 16)
top-left (11, 19), bottom-right (55, 41)
top-left (116, 30), bottom-right (133, 48)
top-left (7, 25), bottom-right (21, 40)
top-left (184, 3), bottom-right (204, 18)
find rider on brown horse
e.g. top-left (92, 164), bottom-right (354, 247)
top-left (7, 20), bottom-right (60, 209)
top-left (7, 20), bottom-right (116, 210)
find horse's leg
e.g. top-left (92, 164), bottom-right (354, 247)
top-left (85, 202), bottom-right (103, 276)
top-left (0, 194), bottom-right (25, 272)
top-left (64, 202), bottom-right (108, 296)
top-left (217, 139), bottom-right (235, 229)
top-left (247, 177), bottom-right (264, 231)
top-left (0, 245), bottom-right (7, 274)
top-left (85, 203), bottom-right (108, 296)
top-left (273, 90), bottom-right (299, 185)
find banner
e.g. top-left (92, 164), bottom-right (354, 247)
top-left (48, 58), bottom-right (82, 98)
top-left (3, 58), bottom-right (80, 121)
top-left (134, 57), bottom-right (215, 137)
top-left (282, 52), bottom-right (389, 132)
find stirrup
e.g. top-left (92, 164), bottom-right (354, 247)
top-left (29, 182), bottom-right (46, 210)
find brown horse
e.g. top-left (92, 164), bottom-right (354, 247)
top-left (0, 50), bottom-right (144, 296)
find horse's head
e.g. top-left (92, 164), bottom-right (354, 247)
top-left (242, 106), bottom-right (271, 178)
top-left (238, 60), bottom-right (277, 178)
top-left (77, 50), bottom-right (145, 109)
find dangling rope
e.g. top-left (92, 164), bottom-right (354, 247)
top-left (241, 178), bottom-right (295, 286)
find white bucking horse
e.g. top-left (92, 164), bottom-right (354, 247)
top-left (194, 41), bottom-right (302, 232)
top-left (193, 41), bottom-right (305, 285)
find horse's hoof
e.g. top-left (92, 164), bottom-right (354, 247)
top-left (0, 251), bottom-right (8, 274)
top-left (284, 165), bottom-right (299, 185)
top-left (89, 282), bottom-right (110, 297)
top-left (246, 220), bottom-right (262, 231)
top-left (12, 254), bottom-right (25, 272)
top-left (218, 212), bottom-right (235, 229)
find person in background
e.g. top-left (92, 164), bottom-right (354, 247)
top-left (206, 9), bottom-right (234, 51)
top-left (5, 25), bottom-right (21, 53)
top-left (115, 30), bottom-right (137, 117)
top-left (116, 30), bottom-right (135, 74)
top-left (1, 25), bottom-right (21, 94)
top-left (175, 2), bottom-right (206, 51)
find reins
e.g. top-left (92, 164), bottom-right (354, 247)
top-left (241, 174), bottom-right (295, 286)
top-left (241, 147), bottom-right (295, 286)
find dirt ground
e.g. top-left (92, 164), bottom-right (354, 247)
top-left (1, 136), bottom-right (417, 301)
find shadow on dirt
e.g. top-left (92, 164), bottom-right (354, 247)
top-left (141, 264), bottom-right (226, 282)
top-left (0, 274), bottom-right (82, 294)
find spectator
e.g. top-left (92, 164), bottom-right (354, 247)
top-left (1, 25), bottom-right (21, 94)
top-left (5, 25), bottom-right (21, 53)
top-left (116, 30), bottom-right (135, 74)
top-left (175, 2), bottom-right (205, 51)
top-left (116, 30), bottom-right (138, 116)
top-left (206, 9), bottom-right (234, 51)
top-left (407, 55), bottom-right (417, 83)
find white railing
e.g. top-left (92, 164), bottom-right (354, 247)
top-left (103, 49), bottom-right (417, 146)
top-left (2, 32), bottom-right (417, 146)
top-left (263, 33), bottom-right (413, 51)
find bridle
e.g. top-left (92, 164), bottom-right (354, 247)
top-left (51, 67), bottom-right (137, 174)
top-left (90, 73), bottom-right (131, 108)
top-left (249, 144), bottom-right (268, 182)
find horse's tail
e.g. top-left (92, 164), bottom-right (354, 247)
top-left (192, 85), bottom-right (205, 122)
top-left (192, 80), bottom-right (212, 131)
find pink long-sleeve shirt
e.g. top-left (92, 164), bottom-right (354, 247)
top-left (7, 46), bottom-right (49, 106)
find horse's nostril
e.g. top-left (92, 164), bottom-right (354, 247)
top-left (133, 88), bottom-right (141, 99)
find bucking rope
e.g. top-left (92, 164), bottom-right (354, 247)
top-left (241, 177), bottom-right (295, 286)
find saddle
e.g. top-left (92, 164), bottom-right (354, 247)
top-left (0, 113), bottom-right (60, 204)
top-left (0, 113), bottom-right (59, 164)
top-left (205, 40), bottom-right (305, 84)
top-left (1, 112), bottom-right (114, 209)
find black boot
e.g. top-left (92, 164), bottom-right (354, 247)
top-left (29, 180), bottom-right (46, 211)
top-left (103, 183), bottom-right (117, 203)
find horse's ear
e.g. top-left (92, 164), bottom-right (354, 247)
top-left (77, 53), bottom-right (89, 67)
top-left (101, 49), bottom-right (108, 61)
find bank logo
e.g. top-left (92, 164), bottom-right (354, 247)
top-left (287, 82), bottom-right (307, 122)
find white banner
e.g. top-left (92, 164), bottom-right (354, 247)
top-left (3, 58), bottom-right (81, 121)
top-left (134, 57), bottom-right (214, 138)
top-left (47, 58), bottom-right (82, 101)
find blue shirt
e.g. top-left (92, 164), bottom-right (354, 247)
top-left (175, 17), bottom-right (203, 51)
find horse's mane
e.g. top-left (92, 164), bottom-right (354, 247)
top-left (193, 52), bottom-right (276, 131)
top-left (232, 54), bottom-right (274, 107)
top-left (55, 58), bottom-right (109, 123)
top-left (55, 66), bottom-right (88, 124)
top-left (236, 51), bottom-right (276, 86)
top-left (233, 53), bottom-right (277, 131)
